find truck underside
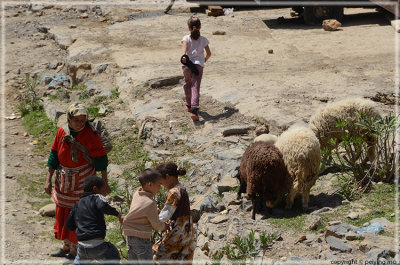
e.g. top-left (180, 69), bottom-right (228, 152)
top-left (186, 0), bottom-right (399, 25)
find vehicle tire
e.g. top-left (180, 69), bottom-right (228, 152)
top-left (302, 6), bottom-right (344, 25)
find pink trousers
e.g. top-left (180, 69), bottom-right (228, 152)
top-left (182, 65), bottom-right (203, 109)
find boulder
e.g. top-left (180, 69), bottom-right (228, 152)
top-left (39, 203), bottom-right (56, 217)
top-left (199, 194), bottom-right (219, 213)
top-left (190, 194), bottom-right (207, 212)
top-left (196, 234), bottom-right (209, 252)
top-left (255, 125), bottom-right (270, 136)
top-left (208, 224), bottom-right (226, 240)
top-left (326, 236), bottom-right (351, 252)
top-left (322, 19), bottom-right (342, 31)
top-left (345, 231), bottom-right (363, 241)
top-left (359, 233), bottom-right (397, 253)
top-left (42, 98), bottom-right (66, 121)
top-left (210, 215), bottom-right (229, 224)
top-left (208, 240), bottom-right (225, 258)
top-left (306, 215), bottom-right (322, 230)
top-left (92, 63), bottom-right (111, 74)
top-left (312, 207), bottom-right (334, 214)
top-left (366, 249), bottom-right (391, 263)
top-left (216, 176), bottom-right (239, 194)
top-left (47, 61), bottom-right (59, 69)
top-left (215, 147), bottom-right (244, 161)
top-left (55, 35), bottom-right (76, 50)
top-left (369, 217), bottom-right (394, 229)
top-left (193, 247), bottom-right (210, 263)
top-left (222, 192), bottom-right (241, 206)
top-left (325, 222), bottom-right (358, 238)
top-left (197, 213), bottom-right (217, 236)
top-left (347, 212), bottom-right (359, 220)
top-left (213, 160), bottom-right (240, 179)
top-left (222, 125), bottom-right (251, 137)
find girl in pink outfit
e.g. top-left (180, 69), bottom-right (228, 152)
top-left (181, 16), bottom-right (211, 121)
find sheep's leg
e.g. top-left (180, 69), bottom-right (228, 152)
top-left (252, 198), bottom-right (256, 220)
top-left (234, 170), bottom-right (243, 199)
top-left (301, 184), bottom-right (312, 210)
top-left (237, 181), bottom-right (246, 200)
top-left (285, 183), bottom-right (299, 209)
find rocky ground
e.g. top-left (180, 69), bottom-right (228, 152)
top-left (1, 1), bottom-right (399, 264)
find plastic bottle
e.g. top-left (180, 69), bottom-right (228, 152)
top-left (355, 222), bottom-right (384, 234)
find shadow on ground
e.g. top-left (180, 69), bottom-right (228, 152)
top-left (263, 10), bottom-right (388, 30)
top-left (257, 192), bottom-right (343, 220)
top-left (196, 106), bottom-right (239, 124)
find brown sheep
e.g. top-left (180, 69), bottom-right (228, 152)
top-left (239, 142), bottom-right (290, 220)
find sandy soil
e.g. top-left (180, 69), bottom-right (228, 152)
top-left (0, 1), bottom-right (398, 264)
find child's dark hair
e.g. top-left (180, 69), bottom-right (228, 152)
top-left (187, 16), bottom-right (201, 40)
top-left (138, 168), bottom-right (162, 187)
top-left (156, 162), bottom-right (186, 178)
top-left (83, 175), bottom-right (105, 192)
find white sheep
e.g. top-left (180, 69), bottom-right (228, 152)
top-left (309, 98), bottom-right (381, 171)
top-left (253, 134), bottom-right (278, 144)
top-left (275, 124), bottom-right (321, 210)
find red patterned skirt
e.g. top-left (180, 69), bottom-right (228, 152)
top-left (52, 164), bottom-right (95, 243)
top-left (54, 205), bottom-right (77, 243)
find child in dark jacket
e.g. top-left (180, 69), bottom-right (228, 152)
top-left (66, 175), bottom-right (123, 265)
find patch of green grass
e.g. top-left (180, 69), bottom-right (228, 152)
top-left (104, 215), bottom-right (127, 259)
top-left (79, 90), bottom-right (90, 100)
top-left (231, 186), bottom-right (240, 193)
top-left (16, 173), bottom-right (53, 209)
top-left (22, 109), bottom-right (57, 153)
top-left (38, 230), bottom-right (60, 244)
top-left (48, 91), bottom-right (63, 101)
top-left (170, 144), bottom-right (194, 160)
top-left (37, 161), bottom-right (47, 168)
top-left (179, 122), bottom-right (190, 132)
top-left (22, 110), bottom-right (56, 137)
top-left (110, 87), bottom-right (120, 99)
top-left (267, 211), bottom-right (307, 232)
top-left (71, 83), bottom-right (87, 91)
top-left (109, 134), bottom-right (149, 166)
top-left (87, 107), bottom-right (100, 118)
top-left (18, 74), bottom-right (42, 116)
top-left (319, 183), bottom-right (395, 235)
top-left (92, 96), bottom-right (109, 106)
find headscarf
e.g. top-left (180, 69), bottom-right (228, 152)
top-left (67, 103), bottom-right (88, 132)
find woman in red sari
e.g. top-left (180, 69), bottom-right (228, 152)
top-left (44, 103), bottom-right (110, 263)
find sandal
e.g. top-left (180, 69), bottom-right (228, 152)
top-left (190, 113), bottom-right (199, 121)
top-left (62, 253), bottom-right (76, 265)
top-left (190, 108), bottom-right (199, 121)
top-left (50, 248), bottom-right (70, 257)
top-left (185, 105), bottom-right (191, 112)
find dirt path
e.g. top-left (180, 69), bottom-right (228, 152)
top-left (2, 105), bottom-right (58, 263)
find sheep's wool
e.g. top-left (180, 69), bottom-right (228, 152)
top-left (275, 125), bottom-right (321, 209)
